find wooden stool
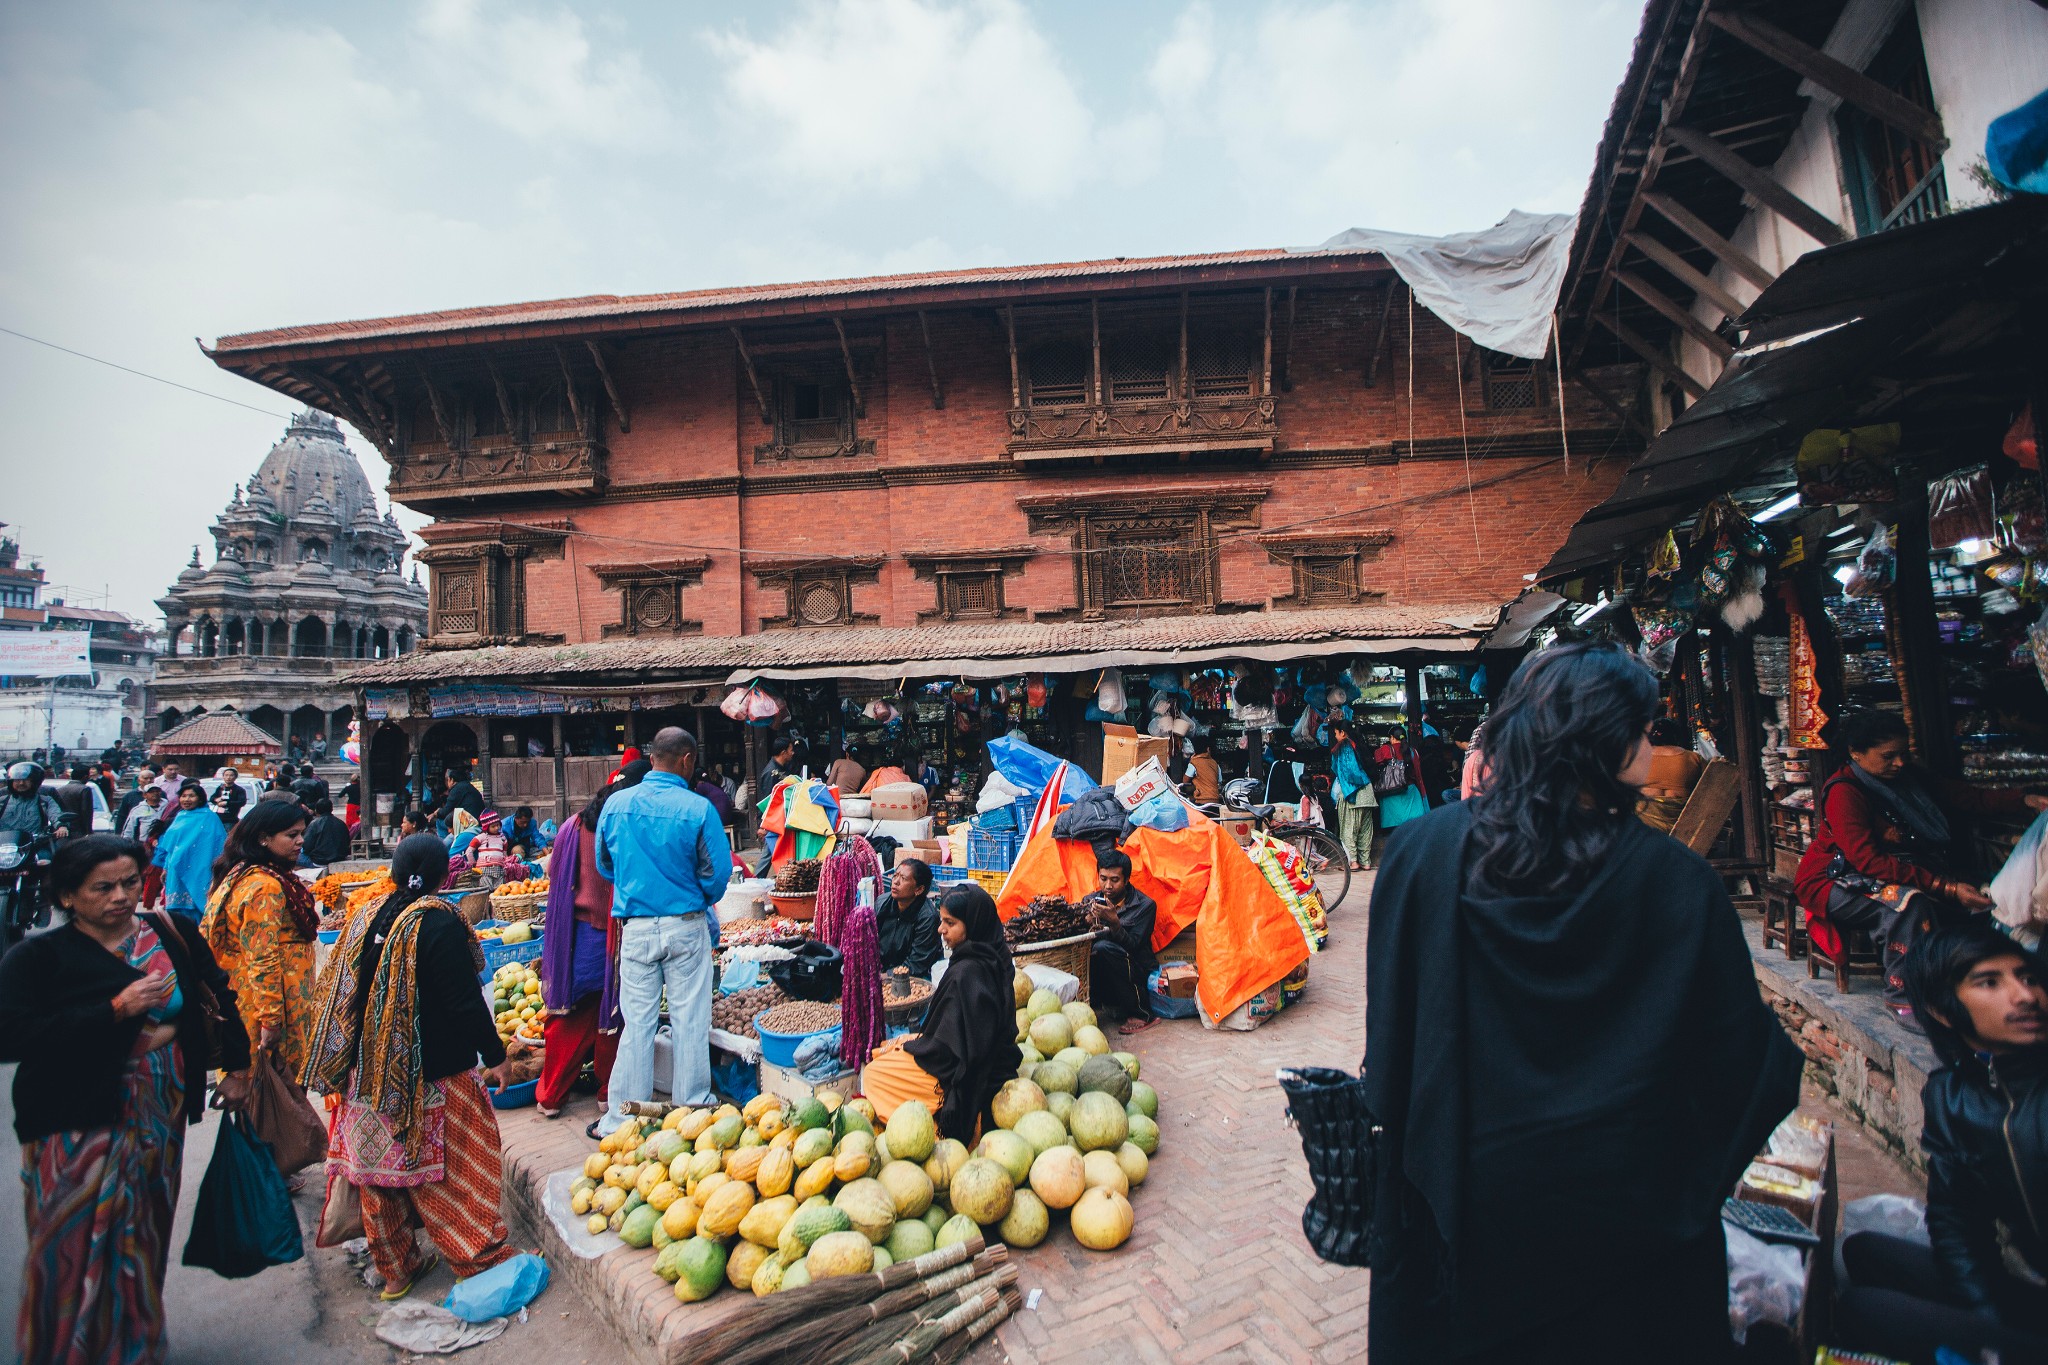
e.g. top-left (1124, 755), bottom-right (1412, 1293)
top-left (1760, 879), bottom-right (1805, 959)
top-left (1808, 923), bottom-right (1882, 991)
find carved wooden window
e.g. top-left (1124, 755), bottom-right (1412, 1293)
top-left (591, 557), bottom-right (707, 638)
top-left (780, 377), bottom-right (852, 448)
top-left (1300, 556), bottom-right (1357, 605)
top-left (1104, 334), bottom-right (1172, 403)
top-left (434, 562), bottom-right (482, 636)
top-left (1188, 332), bottom-right (1256, 398)
top-left (939, 572), bottom-right (1001, 620)
top-left (754, 559), bottom-right (879, 629)
top-left (1259, 531), bottom-right (1393, 608)
top-left (470, 391), bottom-right (506, 439)
top-left (1481, 351), bottom-right (1538, 410)
top-left (529, 379), bottom-right (577, 436)
top-left (1025, 342), bottom-right (1089, 408)
top-left (1093, 518), bottom-right (1207, 610)
top-left (793, 576), bottom-right (851, 626)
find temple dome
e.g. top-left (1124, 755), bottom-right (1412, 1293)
top-left (248, 409), bottom-right (377, 529)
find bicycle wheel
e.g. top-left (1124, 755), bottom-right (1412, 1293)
top-left (1274, 823), bottom-right (1351, 911)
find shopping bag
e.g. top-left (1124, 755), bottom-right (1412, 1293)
top-left (182, 1112), bottom-right (306, 1278)
top-left (444, 1251), bottom-right (551, 1322)
top-left (316, 1164), bottom-right (364, 1248)
top-left (1278, 1066), bottom-right (1380, 1266)
top-left (243, 1052), bottom-right (328, 1177)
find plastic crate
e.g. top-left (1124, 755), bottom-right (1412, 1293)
top-left (966, 829), bottom-right (1018, 870)
top-left (930, 864), bottom-right (973, 885)
top-left (477, 919), bottom-right (543, 981)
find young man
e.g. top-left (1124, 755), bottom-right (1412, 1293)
top-left (1183, 735), bottom-right (1222, 804)
top-left (301, 796), bottom-right (353, 866)
top-left (1084, 849), bottom-right (1159, 1034)
top-left (1836, 919), bottom-right (2048, 1357)
top-left (878, 859), bottom-right (942, 979)
top-left (293, 761), bottom-right (330, 810)
top-left (597, 727), bottom-right (732, 1134)
top-left (758, 734), bottom-right (798, 800)
top-left (505, 805), bottom-right (548, 855)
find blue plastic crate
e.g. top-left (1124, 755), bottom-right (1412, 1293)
top-left (930, 864), bottom-right (972, 884)
top-left (477, 919), bottom-right (543, 981)
top-left (966, 829), bottom-right (1019, 870)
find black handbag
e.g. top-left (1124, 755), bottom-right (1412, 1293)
top-left (1279, 1065), bottom-right (1381, 1266)
top-left (769, 940), bottom-right (843, 1001)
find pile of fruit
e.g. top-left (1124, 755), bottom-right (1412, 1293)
top-left (711, 984), bottom-right (789, 1039)
top-left (492, 877), bottom-right (549, 899)
top-left (1004, 896), bottom-right (1091, 946)
top-left (773, 859), bottom-right (822, 894)
top-left (477, 921), bottom-right (535, 946)
top-left (490, 963), bottom-right (546, 1046)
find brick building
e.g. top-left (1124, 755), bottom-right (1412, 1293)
top-left (206, 247), bottom-right (1638, 823)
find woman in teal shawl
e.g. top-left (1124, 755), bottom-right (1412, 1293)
top-left (1328, 718), bottom-right (1379, 872)
top-left (151, 780), bottom-right (225, 919)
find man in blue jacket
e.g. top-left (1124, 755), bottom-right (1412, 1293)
top-left (597, 727), bottom-right (732, 1133)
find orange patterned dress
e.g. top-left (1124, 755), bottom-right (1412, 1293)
top-left (202, 868), bottom-right (320, 1078)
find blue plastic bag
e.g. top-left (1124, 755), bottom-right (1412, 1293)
top-left (181, 1112), bottom-right (305, 1279)
top-left (1129, 790), bottom-right (1189, 833)
top-left (444, 1252), bottom-right (550, 1323)
top-left (987, 734), bottom-right (1096, 806)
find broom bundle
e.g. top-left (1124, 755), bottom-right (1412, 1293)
top-left (801, 1265), bottom-right (1018, 1365)
top-left (930, 1291), bottom-right (1020, 1365)
top-left (720, 1250), bottom-right (1008, 1365)
top-left (854, 1280), bottom-right (1018, 1365)
top-left (678, 1236), bottom-right (988, 1364)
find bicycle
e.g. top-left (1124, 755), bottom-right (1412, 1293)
top-left (1200, 778), bottom-right (1351, 912)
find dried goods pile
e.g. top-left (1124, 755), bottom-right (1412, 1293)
top-left (759, 1001), bottom-right (841, 1035)
top-left (882, 976), bottom-right (934, 1010)
top-left (774, 859), bottom-right (822, 894)
top-left (721, 918), bottom-right (808, 948)
top-left (713, 985), bottom-right (791, 1039)
top-left (1003, 897), bottom-right (1089, 946)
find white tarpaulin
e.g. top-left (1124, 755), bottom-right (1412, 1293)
top-left (1310, 210), bottom-right (1576, 360)
top-left (0, 630), bottom-right (93, 678)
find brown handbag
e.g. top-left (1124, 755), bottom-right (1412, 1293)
top-left (243, 1052), bottom-right (329, 1177)
top-left (316, 1164), bottom-right (363, 1247)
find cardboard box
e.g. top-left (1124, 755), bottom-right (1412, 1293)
top-left (1159, 963), bottom-right (1199, 999)
top-left (1215, 812), bottom-right (1257, 846)
top-left (1112, 756), bottom-right (1174, 812)
top-left (869, 782), bottom-right (929, 821)
top-left (1100, 723), bottom-right (1172, 786)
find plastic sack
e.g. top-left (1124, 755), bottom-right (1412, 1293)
top-left (1833, 1193), bottom-right (1929, 1285)
top-left (986, 733), bottom-right (1095, 806)
top-left (719, 686), bottom-right (753, 721)
top-left (377, 1301), bottom-right (510, 1354)
top-left (976, 769), bottom-right (1027, 815)
top-left (1129, 790), bottom-right (1189, 834)
top-left (1928, 464), bottom-right (1996, 550)
top-left (1022, 962), bottom-right (1079, 1003)
top-left (181, 1112), bottom-right (306, 1279)
top-left (1989, 811), bottom-right (2048, 948)
top-left (444, 1251), bottom-right (550, 1323)
top-left (1725, 1223), bottom-right (1803, 1345)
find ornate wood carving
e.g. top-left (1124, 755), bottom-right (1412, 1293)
top-left (904, 547), bottom-right (1035, 622)
top-left (585, 341), bottom-right (631, 433)
top-left (589, 556), bottom-right (710, 637)
top-left (1005, 394), bottom-right (1277, 453)
top-left (752, 435), bottom-right (876, 464)
top-left (1257, 530), bottom-right (1394, 608)
top-left (390, 437), bottom-right (608, 504)
top-left (751, 557), bottom-right (881, 630)
top-left (1021, 485), bottom-right (1267, 620)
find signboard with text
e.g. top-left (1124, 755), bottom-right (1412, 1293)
top-left (0, 630), bottom-right (94, 678)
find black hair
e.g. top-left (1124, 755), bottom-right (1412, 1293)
top-left (142, 763), bottom-right (161, 775)
top-left (938, 883), bottom-right (1011, 970)
top-left (1837, 709), bottom-right (1910, 755)
top-left (48, 834), bottom-right (147, 907)
top-left (1190, 734), bottom-right (1213, 755)
top-left (355, 834), bottom-right (453, 1020)
top-left (1649, 717), bottom-right (1689, 747)
top-left (1468, 642), bottom-right (1660, 898)
top-left (899, 857), bottom-right (933, 890)
top-left (399, 808), bottom-right (429, 832)
top-left (214, 793), bottom-right (309, 884)
top-left (314, 797), bottom-right (334, 815)
top-left (1905, 918), bottom-right (2046, 1066)
top-left (515, 805), bottom-right (533, 819)
top-left (1096, 849), bottom-right (1133, 879)
top-left (771, 733), bottom-right (795, 757)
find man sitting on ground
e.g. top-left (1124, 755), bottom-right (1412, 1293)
top-left (1836, 918), bottom-right (2048, 1357)
top-left (301, 796), bottom-right (352, 866)
top-left (1085, 850), bottom-right (1158, 1035)
top-left (878, 858), bottom-right (942, 979)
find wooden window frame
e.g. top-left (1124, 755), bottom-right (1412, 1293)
top-left (1258, 531), bottom-right (1395, 609)
top-left (905, 549), bottom-right (1036, 623)
top-left (589, 556), bottom-right (710, 638)
top-left (752, 557), bottom-right (882, 630)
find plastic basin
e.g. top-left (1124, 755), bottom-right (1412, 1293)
top-left (754, 1011), bottom-right (834, 1069)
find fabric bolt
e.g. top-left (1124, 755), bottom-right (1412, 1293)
top-left (536, 1000), bottom-right (618, 1112)
top-left (596, 771), bottom-right (732, 919)
top-left (355, 1071), bottom-right (516, 1289)
top-left (202, 867), bottom-right (320, 1080)
top-left (17, 1036), bottom-right (185, 1365)
top-left (151, 807), bottom-right (225, 915)
top-left (859, 1035), bottom-right (946, 1128)
top-left (603, 913), bottom-right (716, 1131)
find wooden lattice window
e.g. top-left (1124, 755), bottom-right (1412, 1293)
top-left (1104, 334), bottom-right (1172, 403)
top-left (1188, 332), bottom-right (1256, 398)
top-left (1025, 342), bottom-right (1089, 408)
top-left (1481, 351), bottom-right (1538, 410)
top-left (1093, 518), bottom-right (1206, 609)
top-left (1300, 556), bottom-right (1357, 605)
top-left (753, 558), bottom-right (879, 630)
top-left (793, 576), bottom-right (851, 626)
top-left (1259, 531), bottom-right (1393, 609)
top-left (937, 572), bottom-right (1001, 620)
top-left (434, 563), bottom-right (481, 636)
top-left (780, 377), bottom-right (853, 447)
top-left (591, 557), bottom-right (708, 638)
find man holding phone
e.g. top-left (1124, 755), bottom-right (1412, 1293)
top-left (1084, 850), bottom-right (1158, 1034)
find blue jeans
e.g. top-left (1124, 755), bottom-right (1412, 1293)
top-left (602, 913), bottom-right (715, 1131)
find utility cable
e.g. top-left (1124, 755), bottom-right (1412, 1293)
top-left (0, 324), bottom-right (289, 418)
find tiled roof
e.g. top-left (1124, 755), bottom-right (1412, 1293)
top-left (211, 246), bottom-right (1384, 354)
top-left (343, 604), bottom-right (1500, 687)
top-left (151, 710), bottom-right (285, 756)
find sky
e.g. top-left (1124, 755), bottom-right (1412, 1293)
top-left (0, 0), bottom-right (1643, 622)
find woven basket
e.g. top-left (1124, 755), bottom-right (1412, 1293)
top-left (1012, 930), bottom-right (1097, 995)
top-left (489, 892), bottom-right (545, 923)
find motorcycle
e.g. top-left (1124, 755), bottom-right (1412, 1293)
top-left (0, 829), bottom-right (54, 955)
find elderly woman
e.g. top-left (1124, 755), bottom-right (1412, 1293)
top-left (151, 779), bottom-right (224, 919)
top-left (0, 835), bottom-right (252, 1365)
top-left (303, 834), bottom-right (516, 1300)
top-left (1798, 709), bottom-right (2048, 1020)
top-left (202, 797), bottom-right (321, 1085)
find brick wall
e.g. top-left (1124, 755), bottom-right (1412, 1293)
top-left (455, 291), bottom-right (1633, 644)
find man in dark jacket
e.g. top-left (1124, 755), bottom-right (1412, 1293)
top-left (1084, 849), bottom-right (1157, 1033)
top-left (443, 765), bottom-right (484, 821)
top-left (301, 797), bottom-right (352, 866)
top-left (49, 765), bottom-right (97, 835)
top-left (878, 859), bottom-right (942, 978)
top-left (292, 762), bottom-right (330, 810)
top-left (1836, 917), bottom-right (2048, 1357)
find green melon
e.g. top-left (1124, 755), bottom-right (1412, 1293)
top-left (672, 1237), bottom-right (727, 1302)
top-left (1077, 1055), bottom-right (1133, 1105)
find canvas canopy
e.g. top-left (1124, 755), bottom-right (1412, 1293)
top-left (997, 810), bottom-right (1311, 1025)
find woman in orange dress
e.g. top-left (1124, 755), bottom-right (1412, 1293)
top-left (201, 798), bottom-right (322, 1082)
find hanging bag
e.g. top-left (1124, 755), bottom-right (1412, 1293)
top-left (1374, 745), bottom-right (1410, 795)
top-left (242, 1051), bottom-right (328, 1177)
top-left (1278, 1063), bottom-right (1381, 1266)
top-left (181, 1111), bottom-right (306, 1279)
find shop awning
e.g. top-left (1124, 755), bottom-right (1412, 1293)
top-left (1539, 197), bottom-right (2048, 581)
top-left (342, 603), bottom-right (1502, 691)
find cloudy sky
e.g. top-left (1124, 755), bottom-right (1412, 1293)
top-left (0, 0), bottom-right (1642, 621)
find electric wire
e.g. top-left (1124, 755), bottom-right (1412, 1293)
top-left (0, 325), bottom-right (289, 418)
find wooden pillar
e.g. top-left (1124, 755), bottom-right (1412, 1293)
top-left (1889, 476), bottom-right (1956, 777)
top-left (1720, 627), bottom-right (1768, 866)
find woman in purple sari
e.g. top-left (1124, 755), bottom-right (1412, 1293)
top-left (534, 784), bottom-right (625, 1119)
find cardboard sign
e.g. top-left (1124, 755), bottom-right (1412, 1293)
top-left (1113, 756), bottom-right (1173, 812)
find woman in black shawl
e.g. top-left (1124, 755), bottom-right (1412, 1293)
top-left (861, 884), bottom-right (1021, 1143)
top-left (1363, 642), bottom-right (1801, 1362)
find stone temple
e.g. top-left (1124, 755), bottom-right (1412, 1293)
top-left (153, 409), bottom-right (427, 753)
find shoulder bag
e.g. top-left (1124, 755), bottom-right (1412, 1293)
top-left (1278, 1063), bottom-right (1380, 1266)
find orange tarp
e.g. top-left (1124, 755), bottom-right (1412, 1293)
top-left (997, 809), bottom-right (1310, 1024)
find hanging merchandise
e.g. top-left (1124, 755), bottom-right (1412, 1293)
top-left (1687, 497), bottom-right (1774, 627)
top-left (1631, 606), bottom-right (1692, 675)
top-left (720, 683), bottom-right (786, 726)
top-left (1841, 525), bottom-right (1895, 598)
top-left (1084, 668), bottom-right (1127, 723)
top-left (1646, 530), bottom-right (1683, 579)
top-left (2004, 402), bottom-right (2039, 470)
top-left (1927, 464), bottom-right (1997, 550)
top-left (1788, 610), bottom-right (1830, 749)
top-left (2031, 606), bottom-right (2048, 691)
top-left (1025, 674), bottom-right (1049, 708)
top-left (2002, 479), bottom-right (2045, 556)
top-left (1795, 424), bottom-right (1900, 505)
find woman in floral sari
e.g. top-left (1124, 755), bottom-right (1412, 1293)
top-left (302, 834), bottom-right (516, 1299)
top-left (201, 798), bottom-right (321, 1085)
top-left (0, 835), bottom-right (252, 1364)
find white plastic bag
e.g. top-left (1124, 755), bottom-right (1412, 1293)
top-left (976, 770), bottom-right (1027, 814)
top-left (1989, 810), bottom-right (2048, 949)
top-left (1833, 1193), bottom-right (1928, 1285)
top-left (376, 1302), bottom-right (508, 1354)
top-left (1095, 668), bottom-right (1126, 716)
top-left (1724, 1224), bottom-right (1803, 1345)
top-left (1022, 962), bottom-right (1080, 1003)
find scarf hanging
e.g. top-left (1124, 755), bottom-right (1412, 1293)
top-left (541, 821), bottom-right (584, 1011)
top-left (214, 860), bottom-right (321, 942)
top-left (1846, 762), bottom-right (1951, 851)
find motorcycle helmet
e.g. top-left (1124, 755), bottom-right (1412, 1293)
top-left (1222, 777), bottom-right (1261, 810)
top-left (6, 761), bottom-right (45, 789)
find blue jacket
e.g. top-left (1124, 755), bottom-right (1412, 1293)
top-left (596, 771), bottom-right (732, 918)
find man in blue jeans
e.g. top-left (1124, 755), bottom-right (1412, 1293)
top-left (596, 726), bottom-right (732, 1134)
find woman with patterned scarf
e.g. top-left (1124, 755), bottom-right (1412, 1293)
top-left (302, 835), bottom-right (518, 1300)
top-left (201, 798), bottom-right (320, 1086)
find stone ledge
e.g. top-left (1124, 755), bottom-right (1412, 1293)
top-left (1744, 918), bottom-right (1941, 1170)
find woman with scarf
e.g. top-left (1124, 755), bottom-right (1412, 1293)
top-left (1796, 709), bottom-right (2047, 1021)
top-left (1, 835), bottom-right (252, 1365)
top-left (443, 806), bottom-right (479, 856)
top-left (1363, 643), bottom-right (1801, 1362)
top-left (535, 786), bottom-right (622, 1121)
top-left (860, 883), bottom-right (1022, 1143)
top-left (201, 798), bottom-right (321, 1087)
top-left (302, 835), bottom-right (517, 1300)
top-left (150, 779), bottom-right (223, 919)
top-left (1328, 718), bottom-right (1378, 872)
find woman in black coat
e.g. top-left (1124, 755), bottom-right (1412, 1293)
top-left (0, 834), bottom-right (253, 1365)
top-left (1363, 644), bottom-right (1800, 1362)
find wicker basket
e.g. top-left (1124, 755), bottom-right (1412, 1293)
top-left (489, 892), bottom-right (545, 923)
top-left (1011, 930), bottom-right (1097, 995)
